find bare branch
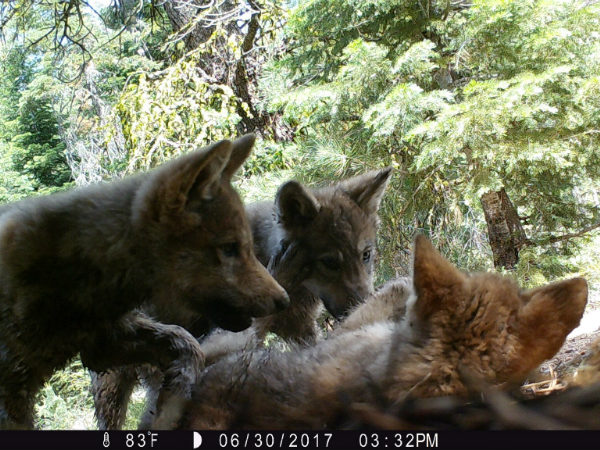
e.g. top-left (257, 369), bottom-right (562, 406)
top-left (532, 221), bottom-right (600, 246)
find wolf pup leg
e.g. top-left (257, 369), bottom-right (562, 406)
top-left (91, 367), bottom-right (138, 430)
top-left (135, 366), bottom-right (164, 430)
top-left (81, 312), bottom-right (204, 430)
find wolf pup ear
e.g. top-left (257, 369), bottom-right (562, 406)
top-left (276, 181), bottom-right (320, 230)
top-left (222, 134), bottom-right (256, 180)
top-left (340, 167), bottom-right (393, 215)
top-left (517, 277), bottom-right (587, 362)
top-left (142, 139), bottom-right (233, 218)
top-left (411, 234), bottom-right (465, 321)
top-left (184, 139), bottom-right (234, 201)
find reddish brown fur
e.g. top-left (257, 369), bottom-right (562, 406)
top-left (174, 235), bottom-right (587, 429)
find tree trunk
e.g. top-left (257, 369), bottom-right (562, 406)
top-left (162, 0), bottom-right (215, 51)
top-left (480, 188), bottom-right (528, 270)
top-left (233, 6), bottom-right (266, 134)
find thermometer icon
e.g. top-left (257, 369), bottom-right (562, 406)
top-left (103, 432), bottom-right (110, 448)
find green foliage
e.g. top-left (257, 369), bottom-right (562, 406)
top-left (122, 388), bottom-right (148, 430)
top-left (262, 0), bottom-right (600, 280)
top-left (455, 0), bottom-right (600, 76)
top-left (240, 139), bottom-right (297, 177)
top-left (282, 0), bottom-right (448, 82)
top-left (0, 45), bottom-right (72, 196)
top-left (34, 359), bottom-right (96, 430)
top-left (115, 51), bottom-right (243, 172)
top-left (0, 46), bottom-right (32, 128)
top-left (10, 89), bottom-right (72, 190)
top-left (91, 4), bottom-right (169, 103)
top-left (0, 143), bottom-right (35, 203)
top-left (34, 358), bottom-right (146, 430)
top-left (407, 1), bottom-right (600, 242)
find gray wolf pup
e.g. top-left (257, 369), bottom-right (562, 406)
top-left (0, 134), bottom-right (288, 428)
top-left (175, 235), bottom-right (587, 429)
top-left (249, 167), bottom-right (393, 342)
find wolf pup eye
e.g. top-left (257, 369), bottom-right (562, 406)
top-left (362, 249), bottom-right (372, 263)
top-left (319, 255), bottom-right (340, 271)
top-left (220, 242), bottom-right (240, 258)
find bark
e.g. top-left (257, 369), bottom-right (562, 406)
top-left (480, 188), bottom-right (528, 270)
top-left (233, 6), bottom-right (266, 133)
top-left (162, 0), bottom-right (215, 50)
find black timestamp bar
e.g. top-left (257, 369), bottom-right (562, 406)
top-left (209, 432), bottom-right (437, 449)
top-left (0, 430), bottom-right (600, 450)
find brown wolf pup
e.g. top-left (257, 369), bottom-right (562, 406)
top-left (175, 235), bottom-right (587, 429)
top-left (0, 134), bottom-right (288, 429)
top-left (92, 167), bottom-right (392, 429)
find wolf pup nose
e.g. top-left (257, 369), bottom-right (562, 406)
top-left (274, 291), bottom-right (291, 311)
